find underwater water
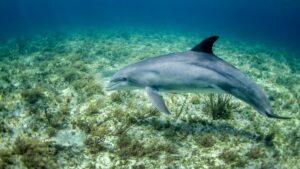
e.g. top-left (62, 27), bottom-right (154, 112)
top-left (0, 1), bottom-right (299, 169)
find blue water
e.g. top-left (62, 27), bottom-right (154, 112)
top-left (0, 0), bottom-right (299, 50)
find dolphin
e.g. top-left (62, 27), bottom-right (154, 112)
top-left (106, 36), bottom-right (290, 119)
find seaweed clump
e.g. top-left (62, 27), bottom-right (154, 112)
top-left (196, 134), bottom-right (216, 148)
top-left (116, 133), bottom-right (177, 160)
top-left (203, 94), bottom-right (239, 120)
top-left (0, 120), bottom-right (12, 135)
top-left (82, 120), bottom-right (110, 154)
top-left (21, 88), bottom-right (52, 122)
top-left (63, 70), bottom-right (81, 83)
top-left (0, 150), bottom-right (14, 169)
top-left (245, 146), bottom-right (265, 159)
top-left (219, 149), bottom-right (239, 164)
top-left (190, 95), bottom-right (201, 105)
top-left (110, 91), bottom-right (133, 103)
top-left (116, 134), bottom-right (145, 159)
top-left (84, 136), bottom-right (107, 154)
top-left (13, 136), bottom-right (57, 169)
top-left (0, 136), bottom-right (57, 169)
top-left (0, 102), bottom-right (7, 112)
top-left (72, 78), bottom-right (104, 100)
top-left (21, 88), bottom-right (45, 105)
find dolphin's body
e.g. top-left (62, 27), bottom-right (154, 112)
top-left (106, 36), bottom-right (290, 119)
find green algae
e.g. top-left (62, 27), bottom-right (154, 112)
top-left (196, 134), bottom-right (216, 148)
top-left (219, 149), bottom-right (239, 164)
top-left (190, 95), bottom-right (201, 105)
top-left (84, 135), bottom-right (107, 154)
top-left (245, 145), bottom-right (265, 159)
top-left (0, 150), bottom-right (15, 169)
top-left (0, 119), bottom-right (12, 135)
top-left (203, 94), bottom-right (240, 120)
top-left (0, 136), bottom-right (57, 169)
top-left (0, 102), bottom-right (6, 113)
top-left (110, 91), bottom-right (134, 103)
top-left (116, 132), bottom-right (177, 160)
top-left (21, 88), bottom-right (45, 105)
top-left (63, 69), bottom-right (81, 82)
top-left (14, 137), bottom-right (57, 169)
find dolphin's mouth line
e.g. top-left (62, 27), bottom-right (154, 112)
top-left (105, 82), bottom-right (119, 91)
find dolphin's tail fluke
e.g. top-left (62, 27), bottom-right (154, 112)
top-left (265, 112), bottom-right (291, 119)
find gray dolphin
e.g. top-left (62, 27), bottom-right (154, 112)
top-left (106, 36), bottom-right (290, 119)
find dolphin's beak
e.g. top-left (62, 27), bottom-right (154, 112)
top-left (105, 81), bottom-right (117, 91)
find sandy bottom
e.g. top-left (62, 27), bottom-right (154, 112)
top-left (0, 27), bottom-right (299, 169)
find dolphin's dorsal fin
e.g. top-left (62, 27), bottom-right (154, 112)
top-left (146, 86), bottom-right (171, 115)
top-left (191, 36), bottom-right (219, 54)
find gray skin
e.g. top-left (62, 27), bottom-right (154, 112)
top-left (106, 36), bottom-right (290, 119)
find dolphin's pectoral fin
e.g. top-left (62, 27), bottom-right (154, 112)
top-left (146, 86), bottom-right (171, 115)
top-left (191, 36), bottom-right (219, 54)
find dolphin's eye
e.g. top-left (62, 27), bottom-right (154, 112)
top-left (121, 77), bottom-right (127, 81)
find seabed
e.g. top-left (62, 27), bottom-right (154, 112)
top-left (0, 27), bottom-right (299, 169)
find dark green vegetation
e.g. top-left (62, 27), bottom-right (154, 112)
top-left (0, 136), bottom-right (57, 169)
top-left (14, 137), bottom-right (57, 169)
top-left (116, 132), bottom-right (177, 159)
top-left (203, 94), bottom-right (240, 120)
top-left (196, 134), bottom-right (216, 147)
top-left (0, 28), bottom-right (299, 168)
top-left (21, 88), bottom-right (45, 104)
